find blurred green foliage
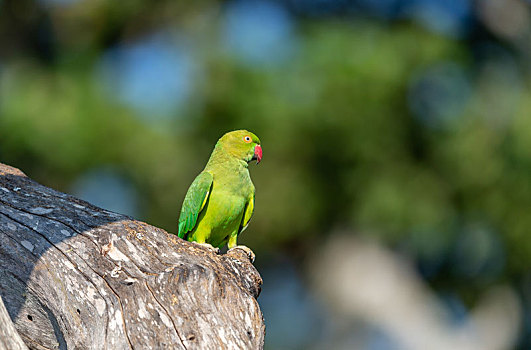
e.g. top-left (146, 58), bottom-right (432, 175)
top-left (1, 0), bottom-right (530, 308)
top-left (1, 22), bottom-right (461, 245)
top-left (3, 0), bottom-right (531, 348)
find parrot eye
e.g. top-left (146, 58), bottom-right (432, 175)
top-left (243, 136), bottom-right (252, 143)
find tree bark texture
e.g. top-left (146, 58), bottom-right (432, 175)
top-left (0, 163), bottom-right (264, 350)
top-left (0, 294), bottom-right (28, 350)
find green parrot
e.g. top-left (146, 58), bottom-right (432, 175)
top-left (177, 130), bottom-right (262, 259)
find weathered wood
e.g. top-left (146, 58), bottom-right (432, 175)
top-left (0, 295), bottom-right (28, 350)
top-left (0, 163), bottom-right (264, 349)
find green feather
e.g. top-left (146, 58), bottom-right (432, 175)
top-left (177, 171), bottom-right (213, 239)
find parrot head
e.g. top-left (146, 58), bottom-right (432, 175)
top-left (218, 130), bottom-right (262, 164)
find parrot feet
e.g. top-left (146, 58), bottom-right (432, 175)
top-left (228, 245), bottom-right (255, 263)
top-left (192, 241), bottom-right (220, 254)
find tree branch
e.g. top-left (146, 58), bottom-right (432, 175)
top-left (0, 163), bottom-right (264, 349)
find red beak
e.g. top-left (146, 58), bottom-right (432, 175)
top-left (254, 144), bottom-right (262, 164)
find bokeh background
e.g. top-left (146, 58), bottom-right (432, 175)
top-left (1, 0), bottom-right (531, 349)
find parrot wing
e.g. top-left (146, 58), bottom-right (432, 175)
top-left (178, 171), bottom-right (214, 239)
top-left (238, 194), bottom-right (254, 234)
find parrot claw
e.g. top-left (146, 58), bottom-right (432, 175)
top-left (192, 242), bottom-right (220, 254)
top-left (229, 245), bottom-right (255, 263)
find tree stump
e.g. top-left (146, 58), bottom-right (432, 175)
top-left (0, 163), bottom-right (264, 349)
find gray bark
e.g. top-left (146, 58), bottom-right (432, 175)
top-left (0, 163), bottom-right (264, 349)
top-left (0, 295), bottom-right (28, 350)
